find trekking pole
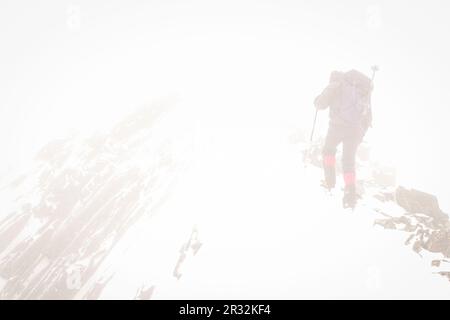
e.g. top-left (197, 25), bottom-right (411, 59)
top-left (309, 109), bottom-right (318, 143)
top-left (304, 108), bottom-right (319, 167)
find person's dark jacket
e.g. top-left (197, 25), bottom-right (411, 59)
top-left (314, 70), bottom-right (373, 130)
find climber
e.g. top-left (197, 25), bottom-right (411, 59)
top-left (314, 69), bottom-right (374, 208)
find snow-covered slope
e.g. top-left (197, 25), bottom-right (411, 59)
top-left (0, 102), bottom-right (449, 299)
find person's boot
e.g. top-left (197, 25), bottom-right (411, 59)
top-left (343, 184), bottom-right (357, 208)
top-left (322, 155), bottom-right (336, 190)
top-left (342, 172), bottom-right (357, 209)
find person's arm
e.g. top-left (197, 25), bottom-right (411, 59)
top-left (314, 82), bottom-right (339, 110)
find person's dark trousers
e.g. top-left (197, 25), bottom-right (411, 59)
top-left (322, 123), bottom-right (365, 191)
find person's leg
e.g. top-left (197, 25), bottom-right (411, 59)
top-left (342, 127), bottom-right (364, 206)
top-left (322, 125), bottom-right (343, 189)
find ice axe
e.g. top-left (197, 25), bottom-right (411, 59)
top-left (371, 65), bottom-right (379, 82)
top-left (367, 65), bottom-right (379, 128)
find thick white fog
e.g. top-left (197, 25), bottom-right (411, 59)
top-left (2, 0), bottom-right (449, 207)
top-left (1, 0), bottom-right (450, 299)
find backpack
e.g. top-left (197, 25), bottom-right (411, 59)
top-left (334, 70), bottom-right (373, 128)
